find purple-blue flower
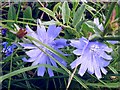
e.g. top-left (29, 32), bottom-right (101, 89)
top-left (19, 20), bottom-right (67, 77)
top-left (2, 42), bottom-right (17, 57)
top-left (70, 37), bottom-right (113, 79)
top-left (2, 28), bottom-right (7, 36)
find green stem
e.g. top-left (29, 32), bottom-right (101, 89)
top-left (103, 36), bottom-right (120, 41)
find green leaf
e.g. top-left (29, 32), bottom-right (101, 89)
top-left (108, 65), bottom-right (118, 74)
top-left (0, 64), bottom-right (67, 83)
top-left (72, 4), bottom-right (85, 26)
top-left (85, 21), bottom-right (102, 34)
top-left (85, 4), bottom-right (96, 12)
top-left (23, 6), bottom-right (32, 19)
top-left (62, 2), bottom-right (70, 24)
top-left (86, 82), bottom-right (120, 88)
top-left (39, 7), bottom-right (56, 19)
top-left (53, 2), bottom-right (61, 13)
top-left (72, 0), bottom-right (79, 11)
top-left (7, 5), bottom-right (16, 26)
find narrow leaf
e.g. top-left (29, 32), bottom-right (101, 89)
top-left (23, 6), bottom-right (32, 19)
top-left (39, 7), bottom-right (56, 19)
top-left (0, 64), bottom-right (67, 83)
top-left (62, 2), bottom-right (70, 24)
top-left (7, 5), bottom-right (16, 26)
top-left (72, 4), bottom-right (85, 26)
top-left (53, 2), bottom-right (61, 13)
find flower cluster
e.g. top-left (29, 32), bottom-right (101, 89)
top-left (2, 42), bottom-right (17, 57)
top-left (18, 20), bottom-right (113, 79)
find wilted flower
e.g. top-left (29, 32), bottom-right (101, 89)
top-left (70, 37), bottom-right (113, 79)
top-left (94, 18), bottom-right (118, 44)
top-left (94, 18), bottom-right (104, 31)
top-left (20, 20), bottom-right (67, 77)
top-left (2, 42), bottom-right (17, 57)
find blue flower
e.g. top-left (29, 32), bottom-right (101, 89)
top-left (2, 28), bottom-right (7, 36)
top-left (19, 20), bottom-right (67, 77)
top-left (70, 37), bottom-right (113, 79)
top-left (2, 42), bottom-right (17, 57)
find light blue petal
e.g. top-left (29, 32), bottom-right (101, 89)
top-left (22, 57), bottom-right (36, 62)
top-left (54, 39), bottom-right (68, 48)
top-left (93, 55), bottom-right (102, 79)
top-left (52, 54), bottom-right (67, 67)
top-left (47, 25), bottom-right (62, 40)
top-left (49, 57), bottom-right (58, 68)
top-left (26, 25), bottom-right (40, 46)
top-left (26, 25), bottom-right (38, 40)
top-left (32, 52), bottom-right (47, 66)
top-left (101, 67), bottom-right (107, 75)
top-left (73, 49), bottom-right (82, 55)
top-left (94, 18), bottom-right (99, 26)
top-left (107, 41), bottom-right (118, 44)
top-left (98, 24), bottom-right (104, 31)
top-left (87, 53), bottom-right (94, 74)
top-left (26, 48), bottom-right (41, 58)
top-left (99, 57), bottom-right (110, 67)
top-left (19, 43), bottom-right (36, 49)
top-left (98, 42), bottom-right (112, 52)
top-left (70, 37), bottom-right (88, 49)
top-left (78, 61), bottom-right (88, 76)
top-left (48, 68), bottom-right (54, 77)
top-left (100, 52), bottom-right (112, 60)
top-left (37, 24), bottom-right (47, 42)
top-left (47, 59), bottom-right (54, 77)
top-left (37, 66), bottom-right (46, 76)
top-left (70, 40), bottom-right (81, 49)
top-left (70, 56), bottom-right (84, 69)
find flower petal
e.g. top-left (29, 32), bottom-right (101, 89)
top-left (54, 39), bottom-right (68, 48)
top-left (22, 57), bottom-right (35, 62)
top-left (49, 57), bottom-right (58, 68)
top-left (78, 61), bottom-right (88, 76)
top-left (93, 55), bottom-right (102, 79)
top-left (98, 24), bottom-right (104, 31)
top-left (70, 37), bottom-right (88, 49)
top-left (26, 49), bottom-right (41, 58)
top-left (70, 56), bottom-right (84, 69)
top-left (26, 25), bottom-right (38, 40)
top-left (37, 66), bottom-right (46, 76)
top-left (52, 54), bottom-right (67, 67)
top-left (94, 18), bottom-right (99, 26)
top-left (47, 59), bottom-right (54, 77)
top-left (87, 53), bottom-right (94, 74)
top-left (37, 24), bottom-right (47, 42)
top-left (99, 57), bottom-right (110, 67)
top-left (47, 25), bottom-right (62, 40)
top-left (101, 67), bottom-right (107, 75)
top-left (100, 52), bottom-right (112, 60)
top-left (19, 43), bottom-right (36, 49)
top-left (70, 40), bottom-right (82, 49)
top-left (73, 49), bottom-right (82, 55)
top-left (32, 52), bottom-right (47, 66)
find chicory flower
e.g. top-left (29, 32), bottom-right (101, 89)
top-left (20, 20), bottom-right (67, 77)
top-left (70, 37), bottom-right (113, 79)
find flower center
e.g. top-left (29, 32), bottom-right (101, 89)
top-left (90, 44), bottom-right (99, 52)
